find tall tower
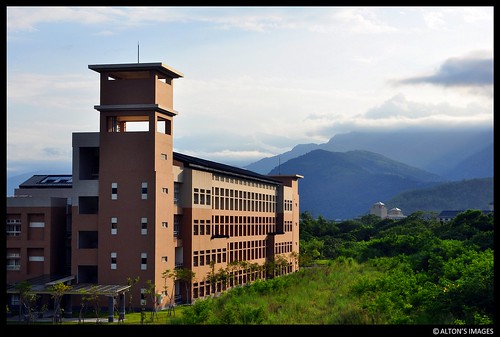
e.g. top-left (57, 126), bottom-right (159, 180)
top-left (88, 63), bottom-right (183, 306)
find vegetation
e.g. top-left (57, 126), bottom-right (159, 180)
top-left (174, 209), bottom-right (493, 325)
top-left (8, 209), bottom-right (493, 326)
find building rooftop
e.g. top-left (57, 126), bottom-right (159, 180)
top-left (19, 175), bottom-right (72, 188)
top-left (173, 152), bottom-right (283, 185)
top-left (14, 153), bottom-right (291, 191)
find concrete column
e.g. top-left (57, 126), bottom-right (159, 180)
top-left (64, 294), bottom-right (73, 318)
top-left (119, 293), bottom-right (125, 322)
top-left (108, 296), bottom-right (114, 322)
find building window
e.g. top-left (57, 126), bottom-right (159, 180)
top-left (141, 182), bottom-right (148, 200)
top-left (194, 188), bottom-right (199, 205)
top-left (6, 219), bottom-right (21, 236)
top-left (29, 221), bottom-right (45, 228)
top-left (174, 215), bottom-right (180, 237)
top-left (28, 255), bottom-right (44, 262)
top-left (141, 218), bottom-right (147, 235)
top-left (174, 183), bottom-right (180, 204)
top-left (6, 250), bottom-right (20, 271)
top-left (111, 217), bottom-right (117, 235)
top-left (111, 183), bottom-right (118, 200)
top-left (162, 187), bottom-right (168, 194)
top-left (200, 221), bottom-right (205, 235)
top-left (200, 190), bottom-right (205, 205)
top-left (162, 222), bottom-right (168, 228)
top-left (161, 256), bottom-right (168, 263)
top-left (111, 252), bottom-right (117, 270)
top-left (160, 153), bottom-right (168, 160)
top-left (141, 253), bottom-right (147, 270)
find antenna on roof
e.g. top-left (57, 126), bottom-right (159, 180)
top-left (137, 41), bottom-right (140, 63)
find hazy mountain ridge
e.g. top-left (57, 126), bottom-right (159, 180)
top-left (386, 177), bottom-right (494, 215)
top-left (245, 128), bottom-right (493, 181)
top-left (268, 149), bottom-right (446, 220)
top-left (444, 143), bottom-right (493, 180)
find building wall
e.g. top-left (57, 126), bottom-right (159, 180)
top-left (6, 197), bottom-right (68, 284)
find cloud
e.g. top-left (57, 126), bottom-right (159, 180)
top-left (394, 54), bottom-right (493, 88)
top-left (365, 93), bottom-right (492, 120)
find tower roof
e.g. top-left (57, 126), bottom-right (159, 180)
top-left (88, 62), bottom-right (184, 79)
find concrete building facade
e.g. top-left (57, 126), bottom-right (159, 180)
top-left (6, 62), bottom-right (302, 318)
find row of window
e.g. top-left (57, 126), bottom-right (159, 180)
top-left (192, 240), bottom-right (292, 267)
top-left (110, 252), bottom-right (163, 270)
top-left (6, 252), bottom-right (44, 271)
top-left (107, 181), bottom-right (287, 214)
top-left (213, 174), bottom-right (277, 191)
top-left (193, 248), bottom-right (227, 267)
top-left (193, 216), bottom-right (277, 237)
top-left (194, 187), bottom-right (280, 213)
top-left (111, 182), bottom-right (158, 200)
top-left (6, 222), bottom-right (46, 236)
top-left (108, 216), bottom-right (181, 236)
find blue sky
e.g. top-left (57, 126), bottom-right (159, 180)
top-left (6, 6), bottom-right (494, 181)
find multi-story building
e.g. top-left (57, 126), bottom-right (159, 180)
top-left (6, 61), bottom-right (303, 321)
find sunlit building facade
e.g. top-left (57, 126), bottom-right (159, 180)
top-left (6, 62), bottom-right (302, 319)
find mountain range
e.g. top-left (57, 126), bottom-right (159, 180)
top-left (246, 128), bottom-right (493, 180)
top-left (254, 128), bottom-right (493, 219)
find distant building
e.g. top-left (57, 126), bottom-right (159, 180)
top-left (437, 207), bottom-right (494, 223)
top-left (369, 201), bottom-right (406, 220)
top-left (370, 202), bottom-right (387, 218)
top-left (387, 207), bottom-right (405, 219)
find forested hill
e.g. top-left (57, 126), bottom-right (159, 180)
top-left (386, 177), bottom-right (494, 215)
top-left (268, 149), bottom-right (445, 220)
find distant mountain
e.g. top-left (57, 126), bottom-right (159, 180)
top-left (245, 128), bottom-right (493, 181)
top-left (321, 128), bottom-right (493, 178)
top-left (385, 177), bottom-right (494, 215)
top-left (245, 143), bottom-right (319, 175)
top-left (268, 149), bottom-right (445, 220)
top-left (444, 143), bottom-right (493, 180)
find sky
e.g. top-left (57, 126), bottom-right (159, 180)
top-left (6, 6), bottom-right (494, 182)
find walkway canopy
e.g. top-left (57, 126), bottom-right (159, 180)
top-left (7, 274), bottom-right (131, 296)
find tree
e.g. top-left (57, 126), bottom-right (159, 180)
top-left (176, 268), bottom-right (196, 304)
top-left (47, 282), bottom-right (72, 324)
top-left (206, 260), bottom-right (217, 294)
top-left (161, 269), bottom-right (176, 317)
top-left (145, 279), bottom-right (159, 321)
top-left (126, 276), bottom-right (140, 313)
top-left (80, 286), bottom-right (102, 324)
top-left (15, 280), bottom-right (37, 324)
